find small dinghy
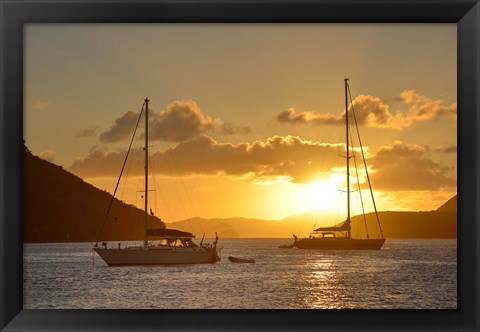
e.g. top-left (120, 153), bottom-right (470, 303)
top-left (228, 256), bottom-right (255, 263)
top-left (278, 244), bottom-right (294, 249)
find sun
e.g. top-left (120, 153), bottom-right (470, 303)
top-left (293, 175), bottom-right (342, 213)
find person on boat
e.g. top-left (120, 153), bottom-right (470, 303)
top-left (184, 238), bottom-right (197, 248)
top-left (214, 232), bottom-right (219, 247)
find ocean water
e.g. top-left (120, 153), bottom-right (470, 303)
top-left (23, 239), bottom-right (456, 309)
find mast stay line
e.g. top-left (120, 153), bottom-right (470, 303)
top-left (95, 100), bottom-right (146, 246)
top-left (347, 84), bottom-right (384, 239)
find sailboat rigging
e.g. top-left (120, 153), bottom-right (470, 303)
top-left (94, 98), bottom-right (220, 265)
top-left (293, 79), bottom-right (386, 250)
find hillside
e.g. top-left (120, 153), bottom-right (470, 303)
top-left (24, 146), bottom-right (165, 243)
top-left (168, 217), bottom-right (282, 238)
top-left (166, 210), bottom-right (342, 238)
top-left (349, 210), bottom-right (456, 239)
top-left (436, 195), bottom-right (457, 212)
top-left (168, 198), bottom-right (457, 239)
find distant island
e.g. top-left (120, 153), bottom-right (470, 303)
top-left (167, 196), bottom-right (456, 239)
top-left (24, 146), bottom-right (457, 242)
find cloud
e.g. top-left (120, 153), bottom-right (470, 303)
top-left (441, 146), bottom-right (457, 154)
top-left (349, 95), bottom-right (405, 128)
top-left (218, 122), bottom-right (251, 135)
top-left (99, 111), bottom-right (139, 143)
top-left (69, 147), bottom-right (131, 178)
top-left (150, 100), bottom-right (213, 142)
top-left (33, 101), bottom-right (51, 112)
top-left (276, 108), bottom-right (340, 125)
top-left (400, 90), bottom-right (457, 121)
top-left (276, 91), bottom-right (456, 129)
top-left (367, 140), bottom-right (456, 191)
top-left (75, 127), bottom-right (98, 138)
top-left (99, 100), bottom-right (213, 143)
top-left (69, 135), bottom-right (345, 183)
top-left (156, 135), bottom-right (350, 183)
top-left (275, 97), bottom-right (400, 128)
top-left (430, 144), bottom-right (457, 154)
top-left (39, 150), bottom-right (56, 163)
top-left (69, 137), bottom-right (455, 192)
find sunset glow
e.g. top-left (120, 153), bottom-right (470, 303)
top-left (24, 24), bottom-right (457, 221)
top-left (22, 21), bottom-right (459, 312)
top-left (294, 177), bottom-right (341, 213)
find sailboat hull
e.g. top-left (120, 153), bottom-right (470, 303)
top-left (95, 247), bottom-right (220, 266)
top-left (294, 238), bottom-right (385, 250)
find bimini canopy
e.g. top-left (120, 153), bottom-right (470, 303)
top-left (147, 228), bottom-right (194, 238)
top-left (314, 218), bottom-right (351, 232)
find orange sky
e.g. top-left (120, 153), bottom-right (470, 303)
top-left (24, 24), bottom-right (457, 221)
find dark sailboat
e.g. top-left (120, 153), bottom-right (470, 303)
top-left (293, 79), bottom-right (386, 250)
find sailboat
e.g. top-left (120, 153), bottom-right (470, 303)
top-left (94, 98), bottom-right (220, 265)
top-left (293, 79), bottom-right (386, 250)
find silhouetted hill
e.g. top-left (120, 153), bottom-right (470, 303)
top-left (167, 211), bottom-right (346, 238)
top-left (167, 217), bottom-right (278, 238)
top-left (349, 210), bottom-right (456, 239)
top-left (24, 146), bottom-right (165, 243)
top-left (348, 196), bottom-right (457, 238)
top-left (168, 197), bottom-right (457, 239)
top-left (436, 195), bottom-right (457, 212)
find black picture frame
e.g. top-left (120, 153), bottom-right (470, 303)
top-left (1, 0), bottom-right (479, 331)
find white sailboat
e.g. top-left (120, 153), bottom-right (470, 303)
top-left (94, 98), bottom-right (220, 265)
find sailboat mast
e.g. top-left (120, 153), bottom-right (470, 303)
top-left (144, 97), bottom-right (149, 247)
top-left (344, 78), bottom-right (351, 237)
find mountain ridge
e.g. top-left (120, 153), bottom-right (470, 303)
top-left (436, 195), bottom-right (457, 212)
top-left (167, 197), bottom-right (457, 239)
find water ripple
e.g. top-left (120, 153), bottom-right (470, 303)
top-left (23, 239), bottom-right (456, 309)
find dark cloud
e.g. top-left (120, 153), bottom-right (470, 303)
top-left (349, 95), bottom-right (399, 128)
top-left (99, 111), bottom-right (139, 143)
top-left (276, 91), bottom-right (457, 129)
top-left (157, 135), bottom-right (343, 183)
top-left (69, 135), bottom-right (344, 183)
top-left (276, 108), bottom-right (340, 125)
top-left (367, 141), bottom-right (456, 191)
top-left (400, 90), bottom-right (457, 120)
top-left (69, 137), bottom-right (456, 192)
top-left (98, 100), bottom-right (214, 143)
top-left (441, 146), bottom-right (457, 154)
top-left (218, 122), bottom-right (251, 135)
top-left (69, 148), bottom-right (131, 178)
top-left (430, 144), bottom-right (457, 154)
top-left (75, 127), bottom-right (98, 138)
top-left (150, 100), bottom-right (213, 142)
top-left (275, 96), bottom-right (397, 128)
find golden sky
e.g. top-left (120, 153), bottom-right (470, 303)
top-left (24, 24), bottom-right (457, 221)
